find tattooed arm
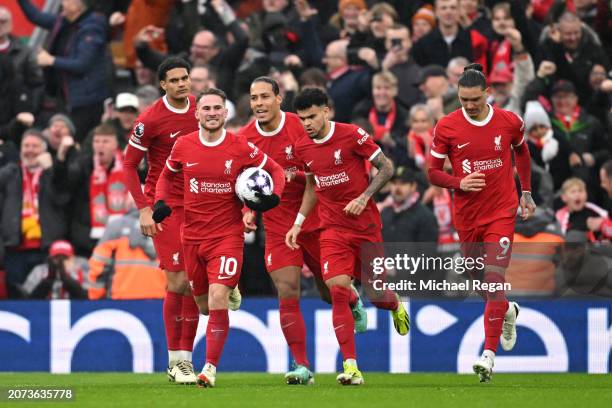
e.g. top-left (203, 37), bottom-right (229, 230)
top-left (344, 151), bottom-right (394, 216)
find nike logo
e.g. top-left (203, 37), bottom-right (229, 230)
top-left (334, 324), bottom-right (345, 330)
top-left (488, 317), bottom-right (503, 321)
top-left (175, 316), bottom-right (184, 322)
top-left (458, 142), bottom-right (470, 149)
top-left (306, 160), bottom-right (313, 167)
top-left (170, 131), bottom-right (181, 138)
top-left (186, 162), bottom-right (198, 167)
top-left (281, 321), bottom-right (296, 329)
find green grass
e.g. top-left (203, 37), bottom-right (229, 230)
top-left (1, 373), bottom-right (611, 408)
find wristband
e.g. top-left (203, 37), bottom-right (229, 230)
top-left (294, 213), bottom-right (306, 226)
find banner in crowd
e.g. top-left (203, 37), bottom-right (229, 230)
top-left (0, 299), bottom-right (610, 373)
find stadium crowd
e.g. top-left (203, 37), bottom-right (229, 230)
top-left (0, 0), bottom-right (611, 299)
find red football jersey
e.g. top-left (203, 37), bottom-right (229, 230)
top-left (126, 95), bottom-right (198, 208)
top-left (294, 121), bottom-right (382, 233)
top-left (164, 129), bottom-right (272, 243)
top-left (430, 105), bottom-right (525, 229)
top-left (239, 111), bottom-right (320, 234)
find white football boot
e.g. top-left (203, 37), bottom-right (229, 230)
top-left (472, 350), bottom-right (494, 383)
top-left (169, 360), bottom-right (197, 384)
top-left (500, 302), bottom-right (520, 351)
top-left (197, 363), bottom-right (217, 388)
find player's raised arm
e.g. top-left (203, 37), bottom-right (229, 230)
top-left (286, 173), bottom-right (317, 250)
top-left (343, 151), bottom-right (394, 217)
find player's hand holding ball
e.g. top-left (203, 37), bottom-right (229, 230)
top-left (152, 200), bottom-right (172, 223)
top-left (245, 192), bottom-right (280, 212)
top-left (460, 172), bottom-right (485, 192)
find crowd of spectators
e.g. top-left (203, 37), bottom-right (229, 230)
top-left (0, 0), bottom-right (611, 299)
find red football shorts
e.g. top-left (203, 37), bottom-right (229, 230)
top-left (183, 234), bottom-right (244, 297)
top-left (319, 228), bottom-right (383, 281)
top-left (264, 229), bottom-right (322, 279)
top-left (152, 206), bottom-right (184, 272)
top-left (457, 217), bottom-right (516, 268)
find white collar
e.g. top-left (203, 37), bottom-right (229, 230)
top-left (255, 111), bottom-right (286, 136)
top-left (199, 128), bottom-right (226, 147)
top-left (313, 121), bottom-right (335, 144)
top-left (163, 95), bottom-right (190, 114)
top-left (461, 103), bottom-right (494, 126)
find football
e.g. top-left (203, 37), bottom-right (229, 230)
top-left (235, 167), bottom-right (274, 203)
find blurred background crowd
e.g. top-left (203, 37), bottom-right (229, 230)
top-left (1, 0), bottom-right (611, 300)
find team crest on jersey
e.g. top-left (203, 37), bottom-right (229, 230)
top-left (285, 145), bottom-right (294, 160)
top-left (172, 252), bottom-right (179, 265)
top-left (494, 135), bottom-right (502, 151)
top-left (267, 253), bottom-right (272, 266)
top-left (334, 149), bottom-right (342, 165)
top-left (323, 261), bottom-right (329, 275)
top-left (134, 122), bottom-right (145, 137)
top-left (224, 159), bottom-right (233, 174)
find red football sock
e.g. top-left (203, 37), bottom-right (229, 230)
top-left (483, 300), bottom-right (508, 352)
top-left (331, 286), bottom-right (356, 360)
top-left (163, 291), bottom-right (183, 351)
top-left (180, 295), bottom-right (199, 352)
top-left (279, 298), bottom-right (309, 367)
top-left (371, 289), bottom-right (398, 311)
top-left (483, 272), bottom-right (508, 352)
top-left (206, 309), bottom-right (229, 366)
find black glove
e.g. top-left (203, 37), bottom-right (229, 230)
top-left (245, 192), bottom-right (280, 212)
top-left (152, 200), bottom-right (172, 223)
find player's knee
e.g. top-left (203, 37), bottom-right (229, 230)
top-left (207, 288), bottom-right (229, 309)
top-left (165, 272), bottom-right (189, 293)
top-left (276, 281), bottom-right (299, 299)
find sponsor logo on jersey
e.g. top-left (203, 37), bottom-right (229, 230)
top-left (494, 135), bottom-right (502, 151)
top-left (334, 149), bottom-right (342, 165)
top-left (474, 158), bottom-right (503, 172)
top-left (462, 158), bottom-right (503, 174)
top-left (224, 159), bottom-right (233, 175)
top-left (189, 178), bottom-right (232, 194)
top-left (314, 171), bottom-right (350, 188)
top-left (356, 127), bottom-right (370, 145)
top-left (285, 145), bottom-right (294, 160)
top-left (248, 142), bottom-right (259, 158)
top-left (189, 178), bottom-right (199, 193)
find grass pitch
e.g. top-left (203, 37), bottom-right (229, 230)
top-left (1, 373), bottom-right (611, 408)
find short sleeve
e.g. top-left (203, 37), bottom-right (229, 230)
top-left (430, 123), bottom-right (450, 159)
top-left (128, 115), bottom-right (152, 152)
top-left (509, 112), bottom-right (526, 147)
top-left (352, 126), bottom-right (381, 162)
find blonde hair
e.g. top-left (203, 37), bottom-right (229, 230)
top-left (372, 71), bottom-right (398, 88)
top-left (561, 177), bottom-right (586, 194)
